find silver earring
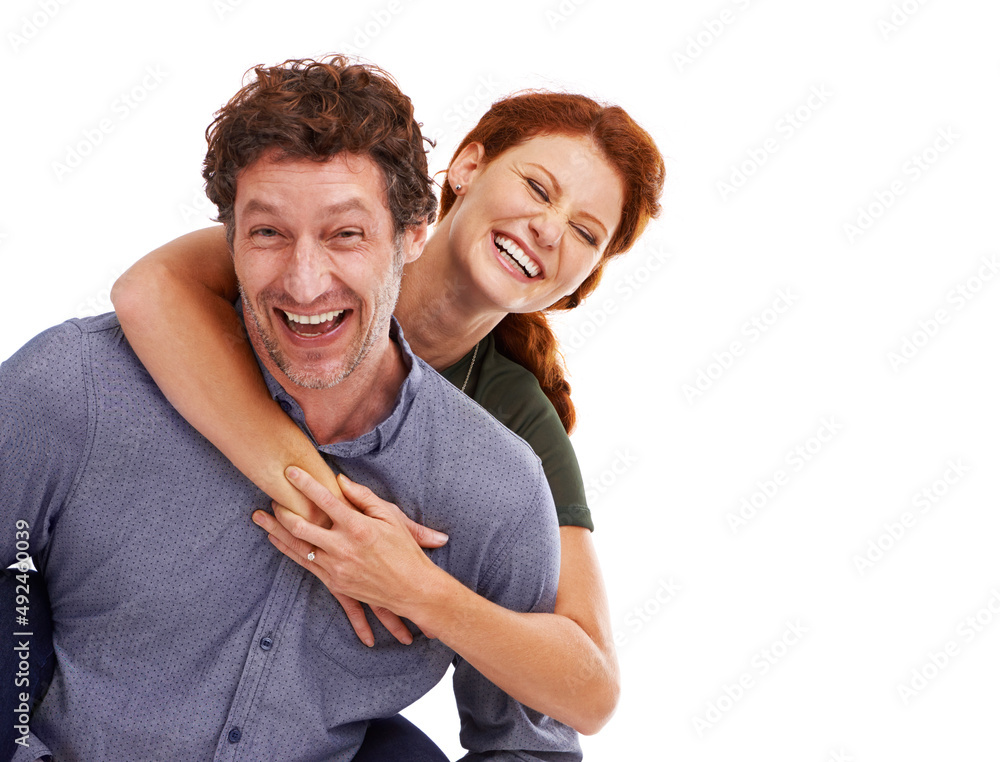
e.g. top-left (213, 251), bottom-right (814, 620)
top-left (455, 184), bottom-right (462, 191)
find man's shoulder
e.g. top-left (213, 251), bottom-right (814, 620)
top-left (4, 318), bottom-right (86, 387)
top-left (0, 318), bottom-right (117, 472)
top-left (405, 356), bottom-right (557, 529)
top-left (413, 355), bottom-right (542, 469)
top-left (2, 313), bottom-right (149, 416)
top-left (27, 312), bottom-right (124, 339)
top-left (4, 312), bottom-right (124, 362)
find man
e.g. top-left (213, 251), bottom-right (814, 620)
top-left (0, 56), bottom-right (579, 761)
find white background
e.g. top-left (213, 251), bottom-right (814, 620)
top-left (3, 0), bottom-right (999, 759)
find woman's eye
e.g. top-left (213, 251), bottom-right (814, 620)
top-left (573, 225), bottom-right (597, 246)
top-left (527, 179), bottom-right (550, 203)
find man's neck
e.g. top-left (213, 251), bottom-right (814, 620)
top-left (274, 334), bottom-right (409, 446)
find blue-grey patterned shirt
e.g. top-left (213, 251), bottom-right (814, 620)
top-left (0, 314), bottom-right (579, 761)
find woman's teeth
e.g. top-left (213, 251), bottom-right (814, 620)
top-left (494, 235), bottom-right (540, 278)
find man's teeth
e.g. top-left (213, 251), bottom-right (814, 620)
top-left (283, 309), bottom-right (344, 325)
top-left (494, 235), bottom-right (540, 278)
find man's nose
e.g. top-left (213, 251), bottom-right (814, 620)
top-left (284, 240), bottom-right (333, 305)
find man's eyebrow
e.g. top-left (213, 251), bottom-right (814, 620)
top-left (526, 162), bottom-right (610, 241)
top-left (242, 198), bottom-right (281, 217)
top-left (241, 198), bottom-right (374, 218)
top-left (321, 199), bottom-right (373, 217)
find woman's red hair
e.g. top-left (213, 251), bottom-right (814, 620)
top-left (439, 92), bottom-right (665, 432)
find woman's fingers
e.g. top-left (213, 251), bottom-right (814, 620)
top-left (253, 506), bottom-right (316, 559)
top-left (251, 479), bottom-right (440, 628)
top-left (332, 593), bottom-right (375, 648)
top-left (255, 515), bottom-right (417, 647)
top-left (281, 469), bottom-right (450, 550)
top-left (399, 514), bottom-right (449, 549)
top-left (255, 511), bottom-right (377, 647)
top-left (370, 606), bottom-right (413, 645)
top-left (285, 466), bottom-right (360, 528)
top-left (337, 473), bottom-right (449, 549)
top-left (264, 529), bottom-right (321, 579)
top-left (335, 473), bottom-right (388, 515)
top-left (269, 501), bottom-right (339, 551)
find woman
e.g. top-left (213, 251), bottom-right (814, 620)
top-left (112, 90), bottom-right (664, 748)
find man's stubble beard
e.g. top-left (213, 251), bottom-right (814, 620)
top-left (241, 243), bottom-right (405, 391)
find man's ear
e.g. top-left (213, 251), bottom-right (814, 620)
top-left (401, 220), bottom-right (429, 265)
top-left (447, 141), bottom-right (486, 194)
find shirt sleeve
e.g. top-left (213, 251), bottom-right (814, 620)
top-left (10, 733), bottom-right (53, 761)
top-left (450, 470), bottom-right (582, 762)
top-left (1, 322), bottom-right (91, 565)
top-left (1, 323), bottom-right (91, 759)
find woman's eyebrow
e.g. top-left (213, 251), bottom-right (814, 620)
top-left (577, 210), bottom-right (609, 241)
top-left (526, 162), bottom-right (563, 196)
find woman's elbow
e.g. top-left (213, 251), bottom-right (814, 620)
top-left (111, 263), bottom-right (163, 321)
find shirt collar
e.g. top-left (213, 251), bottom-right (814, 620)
top-left (239, 304), bottom-right (422, 457)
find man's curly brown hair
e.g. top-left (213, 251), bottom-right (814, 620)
top-left (203, 55), bottom-right (437, 246)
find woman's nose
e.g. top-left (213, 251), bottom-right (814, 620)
top-left (529, 208), bottom-right (565, 249)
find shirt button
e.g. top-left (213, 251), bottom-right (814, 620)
top-left (279, 401), bottom-right (291, 412)
top-left (260, 637), bottom-right (273, 651)
top-left (228, 727), bottom-right (242, 743)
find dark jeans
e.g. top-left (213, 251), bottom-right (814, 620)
top-left (354, 715), bottom-right (450, 761)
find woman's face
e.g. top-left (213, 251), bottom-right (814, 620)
top-left (446, 133), bottom-right (625, 314)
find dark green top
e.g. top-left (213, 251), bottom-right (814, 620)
top-left (440, 332), bottom-right (593, 531)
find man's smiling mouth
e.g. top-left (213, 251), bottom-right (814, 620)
top-left (280, 309), bottom-right (347, 337)
top-left (494, 234), bottom-right (540, 278)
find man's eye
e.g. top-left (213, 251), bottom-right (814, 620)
top-left (527, 179), bottom-right (550, 203)
top-left (252, 227), bottom-right (278, 238)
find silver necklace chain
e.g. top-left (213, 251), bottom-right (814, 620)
top-left (460, 341), bottom-right (480, 394)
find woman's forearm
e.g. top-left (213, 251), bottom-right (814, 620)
top-left (403, 527), bottom-right (620, 734)
top-left (111, 228), bottom-right (344, 517)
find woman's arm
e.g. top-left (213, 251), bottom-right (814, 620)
top-left (110, 227), bottom-right (445, 644)
top-left (428, 525), bottom-right (620, 735)
top-left (261, 469), bottom-right (620, 734)
top-left (111, 227), bottom-right (334, 518)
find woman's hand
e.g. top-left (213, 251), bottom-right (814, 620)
top-left (252, 467), bottom-right (449, 646)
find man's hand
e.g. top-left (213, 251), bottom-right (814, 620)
top-left (251, 467), bottom-right (448, 646)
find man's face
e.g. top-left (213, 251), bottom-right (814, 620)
top-left (232, 150), bottom-right (424, 389)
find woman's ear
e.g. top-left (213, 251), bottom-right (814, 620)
top-left (447, 142), bottom-right (486, 194)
